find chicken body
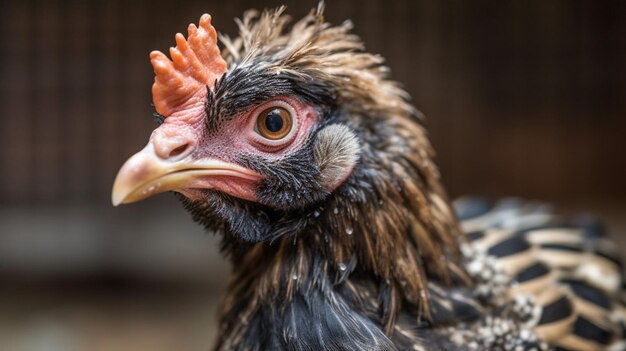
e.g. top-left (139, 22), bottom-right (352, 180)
top-left (112, 4), bottom-right (625, 351)
top-left (214, 197), bottom-right (626, 351)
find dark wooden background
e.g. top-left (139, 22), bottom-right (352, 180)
top-left (2, 0), bottom-right (625, 206)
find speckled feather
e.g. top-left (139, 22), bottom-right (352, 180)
top-left (454, 198), bottom-right (626, 351)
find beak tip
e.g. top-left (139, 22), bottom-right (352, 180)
top-left (111, 176), bottom-right (129, 207)
top-left (111, 187), bottom-right (124, 207)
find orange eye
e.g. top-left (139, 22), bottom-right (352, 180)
top-left (256, 106), bottom-right (293, 140)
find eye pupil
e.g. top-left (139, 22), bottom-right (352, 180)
top-left (264, 109), bottom-right (284, 132)
top-left (256, 106), bottom-right (292, 141)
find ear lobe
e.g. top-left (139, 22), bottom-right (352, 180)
top-left (313, 124), bottom-right (360, 191)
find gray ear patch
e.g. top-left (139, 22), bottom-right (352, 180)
top-left (313, 124), bottom-right (360, 190)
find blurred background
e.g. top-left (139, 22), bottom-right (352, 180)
top-left (0, 0), bottom-right (625, 350)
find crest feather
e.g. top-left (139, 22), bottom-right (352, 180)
top-left (219, 3), bottom-right (417, 117)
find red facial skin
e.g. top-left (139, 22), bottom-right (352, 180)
top-left (148, 96), bottom-right (319, 202)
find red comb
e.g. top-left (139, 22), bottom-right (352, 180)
top-left (150, 14), bottom-right (228, 117)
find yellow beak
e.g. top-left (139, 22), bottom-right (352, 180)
top-left (111, 143), bottom-right (260, 206)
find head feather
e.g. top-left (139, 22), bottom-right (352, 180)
top-left (219, 3), bottom-right (417, 118)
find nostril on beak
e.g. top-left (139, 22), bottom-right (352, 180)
top-left (162, 142), bottom-right (194, 161)
top-left (153, 138), bottom-right (194, 161)
top-left (169, 143), bottom-right (190, 158)
top-left (150, 127), bottom-right (196, 160)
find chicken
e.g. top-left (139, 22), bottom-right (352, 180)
top-left (111, 4), bottom-right (626, 351)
